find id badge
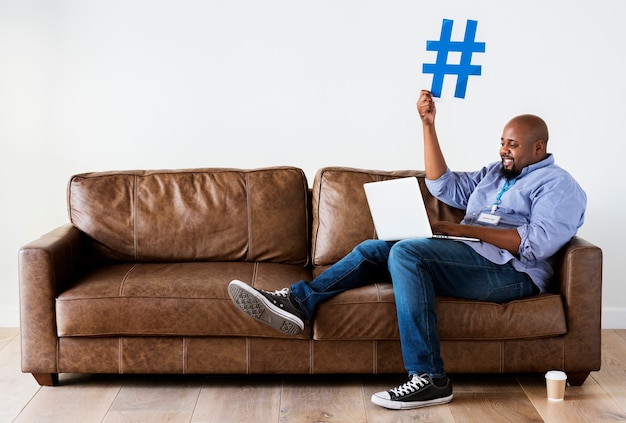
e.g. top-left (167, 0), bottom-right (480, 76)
top-left (477, 212), bottom-right (501, 226)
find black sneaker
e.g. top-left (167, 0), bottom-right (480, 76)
top-left (227, 279), bottom-right (305, 335)
top-left (371, 374), bottom-right (453, 410)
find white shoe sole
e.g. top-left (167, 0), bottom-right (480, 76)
top-left (228, 280), bottom-right (304, 335)
top-left (371, 392), bottom-right (453, 410)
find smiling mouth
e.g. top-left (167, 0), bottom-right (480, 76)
top-left (502, 157), bottom-right (514, 168)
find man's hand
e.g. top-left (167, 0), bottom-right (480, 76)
top-left (431, 221), bottom-right (460, 236)
top-left (417, 90), bottom-right (436, 126)
top-left (431, 221), bottom-right (522, 256)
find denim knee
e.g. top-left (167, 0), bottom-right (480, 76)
top-left (387, 238), bottom-right (428, 265)
top-left (352, 239), bottom-right (395, 262)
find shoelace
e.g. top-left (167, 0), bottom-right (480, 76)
top-left (390, 375), bottom-right (429, 396)
top-left (264, 288), bottom-right (290, 297)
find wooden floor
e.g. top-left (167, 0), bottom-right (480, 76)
top-left (1, 328), bottom-right (625, 422)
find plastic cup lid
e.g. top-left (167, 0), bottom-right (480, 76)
top-left (545, 370), bottom-right (567, 380)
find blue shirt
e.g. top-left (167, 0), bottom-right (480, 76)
top-left (425, 154), bottom-right (586, 292)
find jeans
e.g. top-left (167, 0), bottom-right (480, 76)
top-left (289, 239), bottom-right (538, 378)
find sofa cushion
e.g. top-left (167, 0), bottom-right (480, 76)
top-left (312, 283), bottom-right (567, 341)
top-left (68, 167), bottom-right (310, 265)
top-left (56, 262), bottom-right (312, 338)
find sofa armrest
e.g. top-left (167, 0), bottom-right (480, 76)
top-left (18, 224), bottom-right (86, 376)
top-left (555, 236), bottom-right (603, 372)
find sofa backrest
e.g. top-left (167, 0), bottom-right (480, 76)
top-left (311, 167), bottom-right (466, 268)
top-left (68, 167), bottom-right (310, 265)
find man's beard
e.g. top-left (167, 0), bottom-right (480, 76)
top-left (500, 164), bottom-right (520, 179)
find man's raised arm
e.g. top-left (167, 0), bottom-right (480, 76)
top-left (417, 90), bottom-right (447, 180)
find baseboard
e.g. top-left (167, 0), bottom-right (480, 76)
top-left (602, 307), bottom-right (626, 329)
top-left (0, 305), bottom-right (19, 327)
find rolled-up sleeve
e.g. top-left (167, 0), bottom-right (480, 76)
top-left (426, 167), bottom-right (489, 210)
top-left (517, 175), bottom-right (586, 262)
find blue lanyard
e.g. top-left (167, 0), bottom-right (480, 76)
top-left (491, 177), bottom-right (518, 213)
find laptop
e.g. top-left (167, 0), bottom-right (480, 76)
top-left (363, 177), bottom-right (479, 242)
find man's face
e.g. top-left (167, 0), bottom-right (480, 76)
top-left (499, 120), bottom-right (544, 179)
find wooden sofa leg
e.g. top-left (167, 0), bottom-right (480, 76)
top-left (567, 372), bottom-right (590, 386)
top-left (32, 373), bottom-right (59, 386)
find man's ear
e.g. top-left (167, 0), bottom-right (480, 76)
top-left (534, 139), bottom-right (546, 155)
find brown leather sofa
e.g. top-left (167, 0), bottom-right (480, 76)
top-left (18, 166), bottom-right (602, 386)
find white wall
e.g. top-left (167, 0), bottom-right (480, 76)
top-left (1, 0), bottom-right (623, 327)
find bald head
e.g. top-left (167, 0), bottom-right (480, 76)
top-left (507, 114), bottom-right (549, 145)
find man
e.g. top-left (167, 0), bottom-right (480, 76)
top-left (227, 89), bottom-right (587, 410)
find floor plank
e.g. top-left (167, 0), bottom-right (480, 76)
top-left (518, 373), bottom-right (626, 422)
top-left (450, 374), bottom-right (543, 422)
top-left (12, 374), bottom-right (123, 423)
top-left (192, 375), bottom-right (282, 423)
top-left (450, 391), bottom-right (544, 422)
top-left (279, 375), bottom-right (368, 423)
top-left (591, 329), bottom-right (626, 413)
top-left (0, 327), bottom-right (19, 350)
top-left (104, 375), bottom-right (203, 423)
top-left (0, 332), bottom-right (42, 423)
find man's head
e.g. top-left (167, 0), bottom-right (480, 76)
top-left (500, 114), bottom-right (549, 179)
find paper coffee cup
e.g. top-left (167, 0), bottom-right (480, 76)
top-left (545, 370), bottom-right (567, 401)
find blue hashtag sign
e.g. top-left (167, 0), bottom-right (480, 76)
top-left (423, 19), bottom-right (486, 99)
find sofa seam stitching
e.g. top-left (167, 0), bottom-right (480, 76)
top-left (119, 337), bottom-right (123, 374)
top-left (373, 340), bottom-right (377, 374)
top-left (133, 175), bottom-right (138, 261)
top-left (245, 172), bottom-right (252, 262)
top-left (119, 263), bottom-right (139, 297)
top-left (246, 337), bottom-right (250, 374)
top-left (183, 337), bottom-right (187, 374)
top-left (310, 339), bottom-right (314, 374)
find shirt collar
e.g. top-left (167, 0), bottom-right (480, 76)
top-left (517, 154), bottom-right (554, 178)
